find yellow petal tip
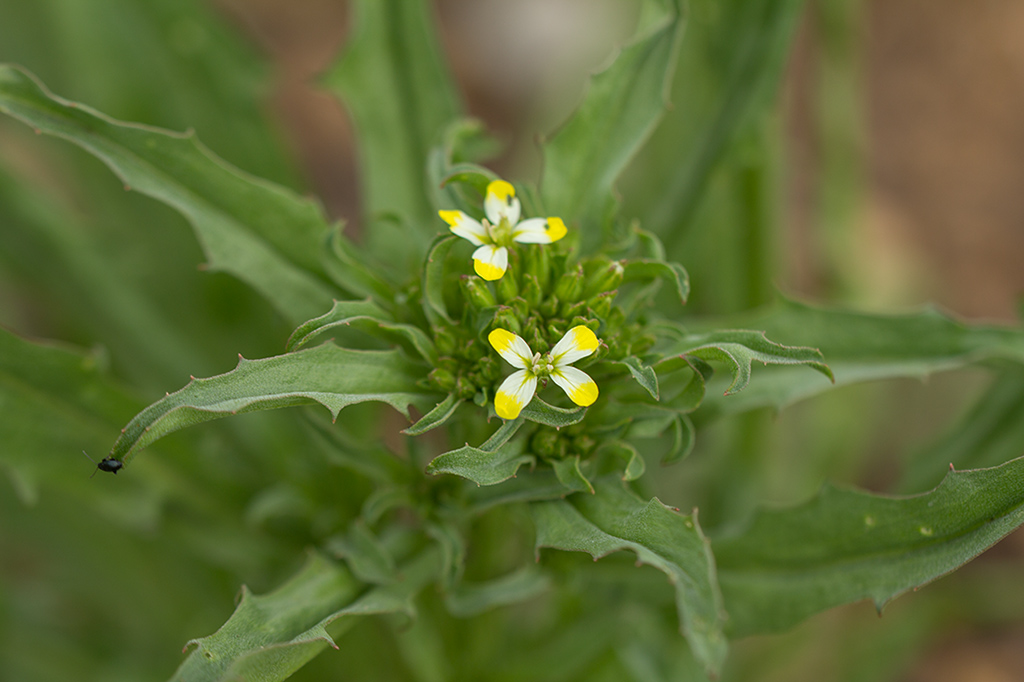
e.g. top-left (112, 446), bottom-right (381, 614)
top-left (474, 258), bottom-right (505, 281)
top-left (546, 217), bottom-right (567, 242)
top-left (488, 328), bottom-right (517, 354)
top-left (495, 391), bottom-right (524, 420)
top-left (439, 210), bottom-right (461, 226)
top-left (570, 326), bottom-right (599, 353)
top-left (569, 381), bottom-right (599, 407)
top-left (486, 179), bottom-right (515, 204)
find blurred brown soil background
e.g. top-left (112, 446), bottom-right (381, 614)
top-left (207, 2), bottom-right (1024, 678)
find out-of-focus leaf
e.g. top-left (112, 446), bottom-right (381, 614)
top-left (902, 371), bottom-right (1024, 493)
top-left (668, 328), bottom-right (833, 395)
top-left (695, 299), bottom-right (1024, 419)
top-left (532, 479), bottom-right (726, 675)
top-left (326, 522), bottom-right (398, 585)
top-left (0, 329), bottom-right (157, 518)
top-left (622, 260), bottom-right (690, 306)
top-left (714, 456), bottom-right (1024, 637)
top-left (111, 344), bottom-right (432, 464)
top-left (637, 0), bottom-right (806, 237)
top-left (540, 0), bottom-right (684, 250)
top-left (0, 64), bottom-right (336, 324)
top-left (445, 566), bottom-right (551, 618)
top-left (172, 549), bottom-right (440, 682)
top-left (598, 440), bottom-right (647, 481)
top-left (423, 235), bottom-right (457, 326)
top-left (324, 0), bottom-right (460, 261)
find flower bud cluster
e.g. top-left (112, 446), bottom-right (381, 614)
top-left (424, 243), bottom-right (654, 404)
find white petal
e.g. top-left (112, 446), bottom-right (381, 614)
top-left (550, 325), bottom-right (600, 366)
top-left (512, 217), bottom-right (567, 244)
top-left (439, 210), bottom-right (488, 246)
top-left (472, 244), bottom-right (508, 281)
top-left (494, 370), bottom-right (537, 420)
top-left (550, 366), bottom-right (599, 407)
top-left (484, 179), bottom-right (521, 226)
top-left (488, 328), bottom-right (532, 369)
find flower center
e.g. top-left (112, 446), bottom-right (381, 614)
top-left (527, 352), bottom-right (555, 378)
top-left (483, 218), bottom-right (514, 248)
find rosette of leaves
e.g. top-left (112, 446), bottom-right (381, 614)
top-left (4, 1), bottom-right (1024, 681)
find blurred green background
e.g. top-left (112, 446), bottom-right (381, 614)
top-left (2, 1), bottom-right (1023, 680)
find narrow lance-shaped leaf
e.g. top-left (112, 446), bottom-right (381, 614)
top-left (532, 479), bottom-right (727, 676)
top-left (541, 0), bottom-right (684, 250)
top-left (694, 298), bottom-right (1024, 420)
top-left (0, 64), bottom-right (336, 324)
top-left (714, 455), bottom-right (1024, 637)
top-left (665, 328), bottom-right (833, 395)
top-left (172, 548), bottom-right (441, 682)
top-left (324, 0), bottom-right (460, 261)
top-left (111, 344), bottom-right (432, 464)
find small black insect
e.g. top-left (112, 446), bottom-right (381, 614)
top-left (82, 450), bottom-right (124, 477)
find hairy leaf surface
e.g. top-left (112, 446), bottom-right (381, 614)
top-left (111, 344), bottom-right (430, 463)
top-left (532, 479), bottom-right (726, 675)
top-left (714, 456), bottom-right (1024, 637)
top-left (0, 64), bottom-right (336, 324)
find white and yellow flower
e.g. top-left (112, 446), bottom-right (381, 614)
top-left (439, 179), bottom-right (567, 281)
top-left (488, 325), bottom-right (600, 420)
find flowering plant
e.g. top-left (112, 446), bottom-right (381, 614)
top-left (2, 1), bottom-right (1024, 681)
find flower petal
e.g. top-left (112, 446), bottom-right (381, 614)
top-left (512, 217), bottom-right (567, 244)
top-left (439, 210), bottom-right (489, 246)
top-left (488, 328), bottom-right (532, 369)
top-left (484, 179), bottom-right (521, 226)
top-left (550, 366), bottom-right (599, 407)
top-left (472, 244), bottom-right (508, 281)
top-left (550, 325), bottom-right (600, 366)
top-left (494, 369), bottom-right (537, 420)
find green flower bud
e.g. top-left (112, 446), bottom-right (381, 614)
top-left (539, 296), bottom-right (560, 318)
top-left (587, 291), bottom-right (616, 318)
top-left (434, 327), bottom-right (457, 356)
top-left (553, 264), bottom-right (584, 302)
top-left (583, 260), bottom-right (624, 297)
top-left (428, 368), bottom-right (457, 392)
top-left (508, 296), bottom-right (529, 320)
top-left (492, 306), bottom-right (522, 335)
top-left (497, 267), bottom-right (519, 302)
top-left (521, 273), bottom-right (543, 308)
top-left (524, 244), bottom-right (551, 292)
top-left (532, 429), bottom-right (562, 459)
top-left (460, 275), bottom-right (496, 310)
top-left (560, 299), bottom-right (587, 319)
top-left (547, 321), bottom-right (566, 341)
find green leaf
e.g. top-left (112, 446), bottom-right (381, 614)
top-left (111, 344), bottom-right (430, 464)
top-left (638, 0), bottom-right (806, 236)
top-left (324, 0), bottom-right (460, 260)
top-left (172, 549), bottom-right (440, 682)
top-left (609, 356), bottom-right (660, 399)
top-left (532, 479), bottom-right (726, 675)
top-left (426, 418), bottom-right (535, 486)
top-left (326, 522), bottom-right (398, 585)
top-left (552, 456), bottom-right (595, 494)
top-left (521, 396), bottom-right (588, 428)
top-left (621, 259), bottom-right (690, 306)
top-left (422, 235), bottom-right (458, 326)
top-left (540, 0), bottom-right (684, 250)
top-left (444, 566), bottom-right (552, 618)
top-left (286, 298), bottom-right (391, 351)
top-left (902, 371), bottom-right (1024, 493)
top-left (402, 393), bottom-right (462, 436)
top-left (0, 328), bottom-right (160, 522)
top-left (597, 441), bottom-right (647, 481)
top-left (696, 299), bottom-right (1024, 419)
top-left (323, 229), bottom-right (396, 300)
top-left (714, 456), bottom-right (1024, 637)
top-left (0, 64), bottom-right (336, 325)
top-left (669, 328), bottom-right (833, 394)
